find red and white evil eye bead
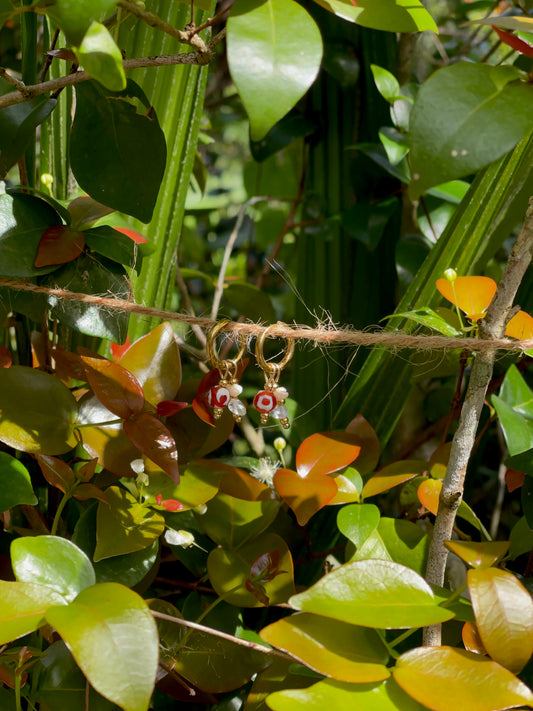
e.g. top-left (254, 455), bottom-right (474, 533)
top-left (253, 389), bottom-right (276, 413)
top-left (208, 386), bottom-right (230, 408)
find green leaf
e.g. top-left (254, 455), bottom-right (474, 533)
top-left (492, 395), bottom-right (533, 456)
top-left (377, 518), bottom-right (429, 575)
top-left (11, 536), bottom-right (95, 602)
top-left (94, 486), bottom-right (165, 561)
top-left (267, 678), bottom-right (428, 711)
top-left (509, 516), bottom-right (533, 560)
top-left (289, 559), bottom-right (455, 628)
top-left (409, 64), bottom-right (533, 198)
top-left (0, 366), bottom-right (78, 454)
top-left (71, 80), bottom-right (166, 222)
top-left (42, 253), bottom-right (130, 341)
top-left (0, 452), bottom-right (37, 512)
top-left (371, 64), bottom-right (402, 103)
top-left (468, 16), bottom-right (533, 33)
top-left (499, 364), bottom-right (533, 419)
top-left (337, 503), bottom-right (380, 550)
top-left (143, 460), bottom-right (221, 510)
top-left (85, 225), bottom-right (142, 274)
top-left (260, 612), bottom-right (390, 683)
top-left (44, 0), bottom-right (119, 45)
top-left (393, 646), bottom-right (533, 711)
top-left (196, 492), bottom-right (280, 547)
top-left (223, 282), bottom-right (276, 323)
top-left (46, 583), bottom-right (158, 711)
top-left (227, 0), bottom-right (323, 141)
top-left (386, 307), bottom-right (461, 337)
top-left (468, 568), bottom-right (533, 674)
top-left (310, 0), bottom-right (438, 32)
top-left (0, 580), bottom-right (67, 645)
top-left (0, 192), bottom-right (63, 277)
top-left (74, 21), bottom-right (126, 91)
top-left (0, 96), bottom-right (57, 178)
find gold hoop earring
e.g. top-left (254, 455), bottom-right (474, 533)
top-left (206, 320), bottom-right (247, 422)
top-left (253, 324), bottom-right (295, 429)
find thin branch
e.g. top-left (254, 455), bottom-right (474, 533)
top-left (424, 196), bottom-right (533, 646)
top-left (0, 67), bottom-right (29, 95)
top-left (190, 0), bottom-right (234, 36)
top-left (151, 610), bottom-right (295, 662)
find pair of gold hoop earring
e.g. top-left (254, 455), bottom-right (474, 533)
top-left (206, 320), bottom-right (295, 429)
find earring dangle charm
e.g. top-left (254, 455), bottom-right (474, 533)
top-left (205, 320), bottom-right (247, 422)
top-left (254, 325), bottom-right (295, 429)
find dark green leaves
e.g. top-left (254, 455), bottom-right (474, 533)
top-left (409, 64), bottom-right (533, 198)
top-left (71, 80), bottom-right (166, 222)
top-left (227, 0), bottom-right (323, 141)
top-left (0, 453), bottom-right (37, 512)
top-left (74, 21), bottom-right (126, 92)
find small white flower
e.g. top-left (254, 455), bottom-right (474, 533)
top-left (164, 529), bottom-right (195, 548)
top-left (250, 457), bottom-right (280, 488)
top-left (131, 458), bottom-right (145, 474)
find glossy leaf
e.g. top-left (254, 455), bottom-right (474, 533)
top-left (123, 413), bottom-right (179, 482)
top-left (393, 646), bottom-right (533, 711)
top-left (0, 192), bottom-right (62, 276)
top-left (68, 195), bottom-right (115, 229)
top-left (0, 452), bottom-right (37, 512)
top-left (410, 64), bottom-right (533, 198)
top-left (211, 459), bottom-right (270, 501)
top-left (118, 323), bottom-right (181, 406)
top-left (196, 493), bottom-right (280, 547)
top-left (274, 467), bottom-right (338, 525)
top-left (337, 503), bottom-right (380, 550)
top-left (74, 21), bottom-right (126, 92)
top-left (0, 581), bottom-right (67, 645)
top-left (492, 26), bottom-right (533, 59)
top-left (207, 533), bottom-right (294, 606)
top-left (85, 225), bottom-right (142, 274)
top-left (0, 366), bottom-right (78, 454)
top-left (46, 583), bottom-right (158, 711)
top-left (468, 567), bottom-right (533, 673)
top-left (463, 621), bottom-right (488, 655)
top-left (34, 225), bottom-right (85, 267)
top-left (82, 355), bottom-right (144, 420)
top-left (296, 431), bottom-right (361, 477)
top-left (344, 414), bottom-right (381, 474)
top-left (468, 15), bottom-right (533, 34)
top-left (143, 460), bottom-right (221, 510)
top-left (363, 460), bottom-right (427, 498)
top-left (260, 612), bottom-right (390, 682)
top-left (417, 478), bottom-right (440, 514)
top-left (329, 467), bottom-right (363, 505)
top-left (436, 276), bottom-right (497, 321)
top-left (11, 536), bottom-right (95, 602)
top-left (311, 0), bottom-right (437, 31)
top-left (0, 96), bottom-right (57, 178)
top-left (71, 80), bottom-right (166, 223)
top-left (43, 0), bottom-right (119, 45)
top-left (445, 541), bottom-right (510, 569)
top-left (94, 486), bottom-right (165, 561)
top-left (290, 559), bottom-right (454, 628)
top-left (492, 396), bottom-right (533, 456)
top-left (377, 518), bottom-right (429, 575)
top-left (505, 310), bottom-right (533, 341)
top-left (267, 677), bottom-right (429, 711)
top-left (227, 0), bottom-right (323, 141)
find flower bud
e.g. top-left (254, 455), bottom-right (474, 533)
top-left (444, 268), bottom-right (457, 283)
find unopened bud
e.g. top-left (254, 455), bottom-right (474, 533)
top-left (444, 268), bottom-right (457, 283)
top-left (40, 173), bottom-right (54, 189)
top-left (273, 437), bottom-right (286, 453)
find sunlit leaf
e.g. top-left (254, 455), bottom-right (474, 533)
top-left (81, 356), bottom-right (145, 420)
top-left (296, 431), bottom-right (361, 478)
top-left (337, 503), bottom-right (380, 550)
top-left (0, 581), bottom-right (67, 645)
top-left (445, 541), bottom-right (509, 569)
top-left (74, 21), bottom-right (126, 92)
top-left (363, 460), bottom-right (427, 498)
top-left (417, 478), bottom-right (440, 514)
top-left (290, 559), bottom-right (454, 628)
top-left (468, 567), bottom-right (533, 673)
top-left (123, 412), bottom-right (179, 483)
top-left (274, 467), bottom-right (338, 526)
top-left (143, 460), bottom-right (221, 510)
top-left (462, 621), bottom-right (488, 655)
top-left (0, 453), bottom-right (37, 512)
top-left (505, 310), bottom-right (533, 341)
top-left (436, 276), bottom-right (497, 321)
top-left (393, 646), bottom-right (533, 711)
top-left (310, 0), bottom-right (437, 32)
top-left (34, 225), bottom-right (85, 267)
top-left (344, 414), bottom-right (381, 474)
top-left (196, 493), bottom-right (280, 547)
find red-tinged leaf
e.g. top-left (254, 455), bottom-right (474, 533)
top-left (51, 346), bottom-right (88, 381)
top-left (123, 412), bottom-right (179, 483)
top-left (81, 355), bottom-right (145, 420)
top-left (46, 47), bottom-right (77, 61)
top-left (76, 458), bottom-right (98, 482)
top-left (274, 467), bottom-right (338, 526)
top-left (468, 567), bottom-right (533, 673)
top-left (245, 579), bottom-right (270, 606)
top-left (110, 334), bottom-right (131, 360)
top-left (505, 310), bottom-right (533, 341)
top-left (492, 25), bottom-right (533, 58)
top-left (250, 550), bottom-right (285, 584)
top-left (34, 225), bottom-right (85, 267)
top-left (436, 276), bottom-right (497, 321)
top-left (362, 460), bottom-right (427, 498)
top-left (35, 453), bottom-right (75, 493)
top-left (115, 226), bottom-right (148, 244)
top-left (68, 195), bottom-right (115, 228)
top-left (296, 432), bottom-right (361, 479)
top-left (0, 346), bottom-right (11, 368)
top-left (506, 468), bottom-right (525, 493)
top-left (157, 400), bottom-right (189, 417)
top-left (417, 478), bottom-right (441, 515)
top-left (193, 368), bottom-right (220, 426)
top-left (217, 461), bottom-right (271, 501)
top-left (462, 621), bottom-right (488, 655)
top-left (73, 482), bottom-right (109, 504)
top-left (161, 498), bottom-right (183, 511)
top-left (344, 414), bottom-right (380, 474)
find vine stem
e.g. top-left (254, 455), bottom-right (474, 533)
top-left (424, 196), bottom-right (533, 646)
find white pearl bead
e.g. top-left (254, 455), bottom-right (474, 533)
top-left (228, 383), bottom-right (243, 397)
top-left (228, 399), bottom-right (246, 417)
top-left (273, 386), bottom-right (289, 401)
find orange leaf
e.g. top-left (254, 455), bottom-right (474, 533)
top-left (417, 478), bottom-right (441, 515)
top-left (462, 621), bottom-right (487, 655)
top-left (445, 540), bottom-right (509, 569)
top-left (436, 276), bottom-right (497, 321)
top-left (123, 412), bottom-right (179, 483)
top-left (34, 225), bottom-right (85, 267)
top-left (505, 310), bottom-right (533, 341)
top-left (492, 25), bottom-right (533, 58)
top-left (344, 414), bottom-right (380, 474)
top-left (0, 346), bottom-right (12, 368)
top-left (274, 467), bottom-right (338, 525)
top-left (362, 459), bottom-right (427, 498)
top-left (295, 431), bottom-right (361, 478)
top-left (35, 454), bottom-right (75, 493)
top-left (51, 345), bottom-right (88, 381)
top-left (115, 226), bottom-right (148, 244)
top-left (505, 468), bottom-right (525, 493)
top-left (81, 356), bottom-right (145, 420)
top-left (110, 334), bottom-right (131, 360)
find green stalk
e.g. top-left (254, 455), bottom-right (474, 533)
top-left (51, 482), bottom-right (79, 535)
top-left (20, 0), bottom-right (38, 186)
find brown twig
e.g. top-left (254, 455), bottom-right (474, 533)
top-left (190, 0), bottom-right (235, 36)
top-left (424, 196), bottom-right (533, 646)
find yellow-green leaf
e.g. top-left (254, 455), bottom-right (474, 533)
top-left (445, 541), bottom-right (510, 569)
top-left (0, 580), bottom-right (67, 644)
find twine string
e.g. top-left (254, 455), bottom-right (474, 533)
top-left (1, 277), bottom-right (532, 353)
